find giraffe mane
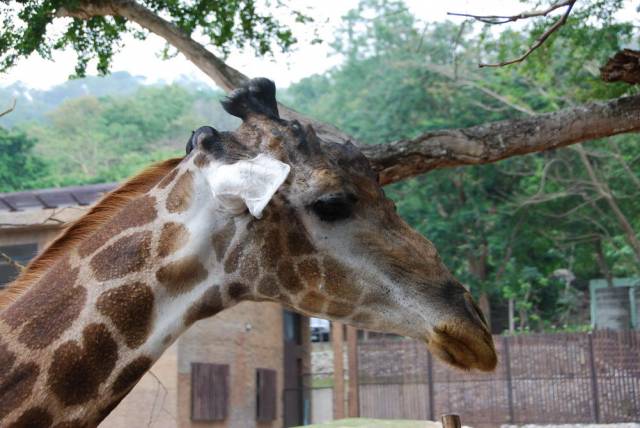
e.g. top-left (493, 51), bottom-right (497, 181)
top-left (0, 157), bottom-right (183, 311)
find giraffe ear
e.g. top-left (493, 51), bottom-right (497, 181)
top-left (206, 154), bottom-right (290, 218)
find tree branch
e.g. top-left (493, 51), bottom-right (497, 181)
top-left (51, 0), bottom-right (640, 189)
top-left (448, 0), bottom-right (577, 68)
top-left (0, 252), bottom-right (24, 271)
top-left (448, 1), bottom-right (575, 25)
top-left (55, 0), bottom-right (353, 145)
top-left (365, 93), bottom-right (640, 185)
top-left (423, 63), bottom-right (536, 115)
top-left (0, 99), bottom-right (16, 118)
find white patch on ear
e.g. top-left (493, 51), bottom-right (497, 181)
top-left (206, 153), bottom-right (290, 218)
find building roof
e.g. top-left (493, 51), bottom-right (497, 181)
top-left (0, 183), bottom-right (116, 212)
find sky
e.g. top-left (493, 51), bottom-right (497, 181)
top-left (1, 0), bottom-right (531, 90)
top-left (2, 0), bottom-right (637, 90)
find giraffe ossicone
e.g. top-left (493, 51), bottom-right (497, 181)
top-left (0, 77), bottom-right (496, 427)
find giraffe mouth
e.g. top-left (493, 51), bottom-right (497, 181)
top-left (426, 321), bottom-right (497, 371)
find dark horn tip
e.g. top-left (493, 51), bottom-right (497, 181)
top-left (187, 126), bottom-right (223, 158)
top-left (221, 78), bottom-right (279, 120)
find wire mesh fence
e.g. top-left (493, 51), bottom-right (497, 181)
top-left (356, 331), bottom-right (640, 427)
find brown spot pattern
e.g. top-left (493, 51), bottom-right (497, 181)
top-left (7, 407), bottom-right (52, 428)
top-left (96, 399), bottom-right (123, 424)
top-left (0, 341), bottom-right (16, 379)
top-left (261, 229), bottom-right (283, 269)
top-left (224, 244), bottom-right (243, 274)
top-left (79, 195), bottom-right (157, 257)
top-left (162, 334), bottom-right (173, 346)
top-left (97, 282), bottom-right (154, 349)
top-left (287, 229), bottom-right (314, 256)
top-left (227, 282), bottom-right (250, 300)
top-left (193, 153), bottom-right (210, 168)
top-left (257, 275), bottom-right (279, 298)
top-left (240, 254), bottom-right (260, 281)
top-left (112, 356), bottom-right (153, 395)
top-left (156, 255), bottom-right (208, 295)
top-left (157, 222), bottom-right (189, 258)
top-left (53, 420), bottom-right (87, 428)
top-left (0, 363), bottom-right (39, 420)
top-left (166, 171), bottom-right (194, 213)
top-left (184, 287), bottom-right (224, 326)
top-left (211, 220), bottom-right (236, 262)
top-left (299, 291), bottom-right (326, 314)
top-left (90, 231), bottom-right (152, 281)
top-left (297, 258), bottom-right (321, 289)
top-left (326, 300), bottom-right (354, 318)
top-left (277, 260), bottom-right (303, 293)
top-left (158, 167), bottom-right (179, 189)
top-left (351, 311), bottom-right (373, 325)
top-left (323, 257), bottom-right (360, 301)
top-left (1, 259), bottom-right (85, 350)
top-left (48, 323), bottom-right (118, 406)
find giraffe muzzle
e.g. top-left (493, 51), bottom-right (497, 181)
top-left (426, 293), bottom-right (497, 371)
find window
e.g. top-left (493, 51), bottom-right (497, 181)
top-left (191, 363), bottom-right (229, 421)
top-left (0, 243), bottom-right (37, 288)
top-left (283, 310), bottom-right (302, 345)
top-left (256, 368), bottom-right (277, 422)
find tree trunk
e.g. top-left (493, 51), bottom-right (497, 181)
top-left (576, 144), bottom-right (640, 265)
top-left (594, 237), bottom-right (614, 287)
top-left (468, 243), bottom-right (492, 331)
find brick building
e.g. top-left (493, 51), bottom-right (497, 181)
top-left (0, 184), bottom-right (311, 428)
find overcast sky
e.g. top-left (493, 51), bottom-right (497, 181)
top-left (1, 1), bottom-right (636, 90)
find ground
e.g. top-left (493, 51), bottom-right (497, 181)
top-left (300, 420), bottom-right (640, 428)
top-left (299, 419), bottom-right (445, 428)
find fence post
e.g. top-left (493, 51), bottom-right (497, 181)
top-left (427, 350), bottom-right (435, 421)
top-left (332, 322), bottom-right (345, 420)
top-left (503, 336), bottom-right (515, 424)
top-left (346, 325), bottom-right (359, 417)
top-left (588, 333), bottom-right (601, 423)
top-left (441, 414), bottom-right (461, 428)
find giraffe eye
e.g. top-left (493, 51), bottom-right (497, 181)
top-left (310, 194), bottom-right (357, 222)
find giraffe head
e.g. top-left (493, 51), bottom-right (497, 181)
top-left (187, 78), bottom-right (496, 371)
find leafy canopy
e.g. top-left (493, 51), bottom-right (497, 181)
top-left (0, 127), bottom-right (49, 192)
top-left (285, 0), bottom-right (640, 332)
top-left (0, 0), bottom-right (307, 76)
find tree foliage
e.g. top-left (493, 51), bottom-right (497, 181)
top-left (2, 0), bottom-right (640, 333)
top-left (1, 0), bottom-right (306, 76)
top-left (285, 0), bottom-right (640, 332)
top-left (0, 127), bottom-right (48, 192)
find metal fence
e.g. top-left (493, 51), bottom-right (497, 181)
top-left (357, 331), bottom-right (640, 427)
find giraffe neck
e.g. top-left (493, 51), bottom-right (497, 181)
top-left (0, 159), bottom-right (245, 427)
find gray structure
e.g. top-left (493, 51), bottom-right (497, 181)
top-left (590, 277), bottom-right (640, 330)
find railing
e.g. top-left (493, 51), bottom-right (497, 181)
top-left (356, 331), bottom-right (640, 427)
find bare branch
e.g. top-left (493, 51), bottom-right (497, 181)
top-left (423, 63), bottom-right (536, 115)
top-left (448, 1), bottom-right (575, 25)
top-left (0, 99), bottom-right (16, 118)
top-left (448, 0), bottom-right (577, 68)
top-left (366, 93), bottom-right (640, 185)
top-left (0, 252), bottom-right (24, 271)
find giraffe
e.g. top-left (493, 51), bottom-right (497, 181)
top-left (0, 78), bottom-right (496, 427)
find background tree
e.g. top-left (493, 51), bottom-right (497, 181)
top-left (2, 0), bottom-right (640, 173)
top-left (0, 127), bottom-right (49, 192)
top-left (2, 0), bottom-right (640, 332)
